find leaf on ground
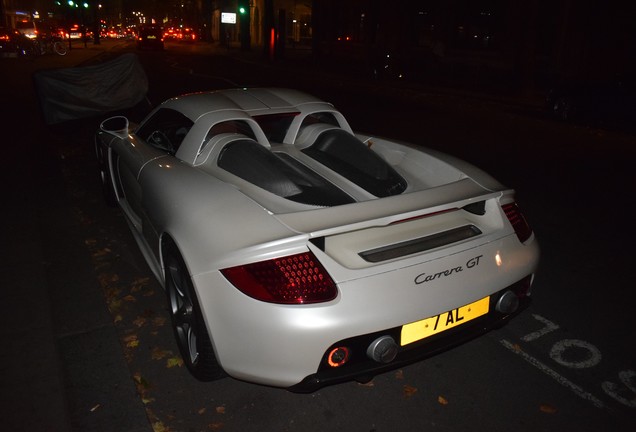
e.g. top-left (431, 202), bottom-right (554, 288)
top-left (124, 334), bottom-right (139, 348)
top-left (208, 423), bottom-right (224, 431)
top-left (133, 372), bottom-right (151, 389)
top-left (166, 356), bottom-right (184, 368)
top-left (142, 397), bottom-right (155, 405)
top-left (151, 347), bottom-right (171, 360)
top-left (539, 403), bottom-right (557, 414)
top-left (123, 294), bottom-right (137, 302)
top-left (108, 299), bottom-right (122, 312)
top-left (153, 316), bottom-right (168, 327)
top-left (357, 380), bottom-right (375, 387)
top-left (113, 314), bottom-right (123, 324)
top-left (403, 385), bottom-right (418, 398)
top-left (198, 407), bottom-right (206, 415)
top-left (130, 277), bottom-right (151, 292)
top-left (216, 406), bottom-right (226, 414)
top-left (395, 369), bottom-right (404, 380)
top-left (152, 421), bottom-right (168, 432)
top-left (98, 272), bottom-right (120, 287)
top-left (133, 316), bottom-right (147, 327)
top-left (438, 395), bottom-right (449, 405)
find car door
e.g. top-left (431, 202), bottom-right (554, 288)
top-left (113, 108), bottom-right (194, 233)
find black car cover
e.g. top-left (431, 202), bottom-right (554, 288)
top-left (34, 53), bottom-right (148, 125)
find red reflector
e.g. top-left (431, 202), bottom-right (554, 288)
top-left (221, 252), bottom-right (338, 304)
top-left (502, 202), bottom-right (533, 243)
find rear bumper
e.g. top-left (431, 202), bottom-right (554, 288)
top-left (288, 278), bottom-right (531, 392)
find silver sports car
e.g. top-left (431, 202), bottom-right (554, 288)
top-left (95, 88), bottom-right (539, 391)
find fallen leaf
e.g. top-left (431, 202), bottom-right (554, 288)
top-left (395, 369), bottom-right (404, 380)
top-left (133, 372), bottom-right (151, 389)
top-left (209, 423), bottom-right (224, 431)
top-left (167, 356), bottom-right (184, 368)
top-left (151, 347), bottom-right (171, 360)
top-left (90, 404), bottom-right (100, 412)
top-left (133, 316), bottom-right (147, 327)
top-left (113, 314), bottom-right (123, 324)
top-left (153, 316), bottom-right (168, 327)
top-left (438, 395), bottom-right (449, 405)
top-left (142, 397), bottom-right (155, 405)
top-left (403, 385), bottom-right (418, 397)
top-left (357, 380), bottom-right (375, 387)
top-left (152, 421), bottom-right (168, 432)
top-left (198, 407), bottom-right (206, 415)
top-left (216, 406), bottom-right (226, 414)
top-left (130, 277), bottom-right (150, 292)
top-left (123, 294), bottom-right (137, 302)
top-left (539, 403), bottom-right (557, 414)
top-left (124, 335), bottom-right (139, 348)
top-left (108, 299), bottom-right (122, 312)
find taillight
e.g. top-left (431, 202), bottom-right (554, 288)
top-left (221, 252), bottom-right (338, 304)
top-left (502, 202), bottom-right (533, 243)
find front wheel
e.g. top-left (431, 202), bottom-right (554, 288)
top-left (163, 239), bottom-right (225, 381)
top-left (94, 137), bottom-right (117, 207)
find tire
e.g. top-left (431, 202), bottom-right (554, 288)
top-left (53, 41), bottom-right (67, 56)
top-left (94, 137), bottom-right (118, 207)
top-left (163, 239), bottom-right (225, 381)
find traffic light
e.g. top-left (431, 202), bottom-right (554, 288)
top-left (238, 2), bottom-right (250, 50)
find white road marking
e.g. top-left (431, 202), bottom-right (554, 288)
top-left (500, 339), bottom-right (605, 408)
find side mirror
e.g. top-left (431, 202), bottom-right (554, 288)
top-left (100, 116), bottom-right (129, 139)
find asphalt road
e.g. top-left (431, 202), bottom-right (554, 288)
top-left (2, 39), bottom-right (635, 432)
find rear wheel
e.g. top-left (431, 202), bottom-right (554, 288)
top-left (53, 40), bottom-right (67, 56)
top-left (163, 239), bottom-right (225, 381)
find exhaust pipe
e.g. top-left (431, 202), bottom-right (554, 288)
top-left (496, 290), bottom-right (520, 314)
top-left (367, 336), bottom-right (398, 363)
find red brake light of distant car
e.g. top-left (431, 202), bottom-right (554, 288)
top-left (502, 202), bottom-right (533, 243)
top-left (221, 252), bottom-right (338, 304)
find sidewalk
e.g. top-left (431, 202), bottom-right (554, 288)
top-left (1, 38), bottom-right (148, 432)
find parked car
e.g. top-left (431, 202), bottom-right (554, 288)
top-left (0, 27), bottom-right (38, 57)
top-left (0, 27), bottom-right (19, 55)
top-left (95, 88), bottom-right (539, 391)
top-left (137, 26), bottom-right (164, 50)
top-left (15, 20), bottom-right (38, 39)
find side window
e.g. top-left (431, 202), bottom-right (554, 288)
top-left (136, 108), bottom-right (194, 154)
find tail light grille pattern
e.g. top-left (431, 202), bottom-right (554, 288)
top-left (221, 252), bottom-right (337, 304)
top-left (502, 202), bottom-right (533, 243)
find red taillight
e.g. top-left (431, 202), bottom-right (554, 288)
top-left (221, 252), bottom-right (338, 304)
top-left (502, 202), bottom-right (533, 243)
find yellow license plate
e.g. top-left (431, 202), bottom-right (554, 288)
top-left (401, 296), bottom-right (490, 346)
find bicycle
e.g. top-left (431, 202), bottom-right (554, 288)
top-left (36, 36), bottom-right (68, 56)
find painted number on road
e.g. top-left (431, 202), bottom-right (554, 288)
top-left (504, 313), bottom-right (636, 408)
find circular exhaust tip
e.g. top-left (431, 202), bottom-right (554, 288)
top-left (496, 290), bottom-right (520, 314)
top-left (367, 336), bottom-right (398, 364)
